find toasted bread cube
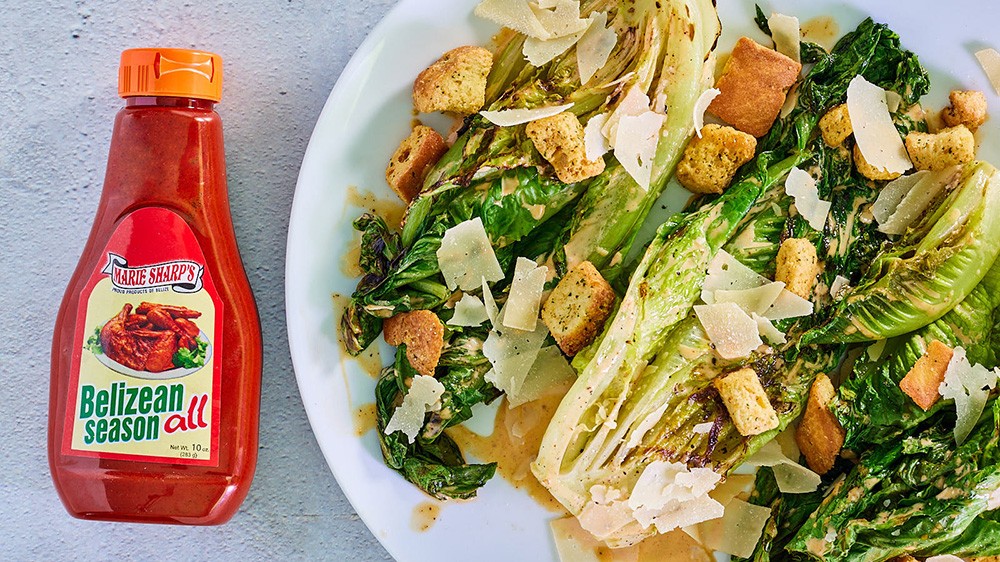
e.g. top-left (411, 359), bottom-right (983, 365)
top-left (775, 238), bottom-right (819, 300)
top-left (708, 37), bottom-right (802, 137)
top-left (383, 310), bottom-right (445, 376)
top-left (385, 126), bottom-right (448, 203)
top-left (795, 374), bottom-right (845, 475)
top-left (525, 112), bottom-right (605, 184)
top-left (714, 367), bottom-right (780, 437)
top-left (905, 125), bottom-right (976, 171)
top-left (853, 144), bottom-right (903, 181)
top-left (968, 557), bottom-right (1000, 562)
top-left (899, 340), bottom-right (954, 411)
top-left (819, 104), bottom-right (853, 147)
top-left (941, 90), bottom-right (988, 132)
top-left (541, 261), bottom-right (615, 357)
top-left (676, 124), bottom-right (757, 194)
top-left (413, 46), bottom-right (493, 115)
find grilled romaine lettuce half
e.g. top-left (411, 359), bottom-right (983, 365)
top-left (356, 0), bottom-right (721, 500)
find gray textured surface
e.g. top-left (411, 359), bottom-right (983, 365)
top-left (0, 1), bottom-right (395, 559)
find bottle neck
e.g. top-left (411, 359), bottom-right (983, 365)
top-left (124, 96), bottom-right (216, 110)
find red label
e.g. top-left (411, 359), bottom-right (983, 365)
top-left (62, 208), bottom-right (223, 466)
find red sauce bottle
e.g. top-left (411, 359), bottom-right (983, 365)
top-left (49, 48), bottom-right (262, 525)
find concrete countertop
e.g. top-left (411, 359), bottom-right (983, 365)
top-left (1, 1), bottom-right (396, 559)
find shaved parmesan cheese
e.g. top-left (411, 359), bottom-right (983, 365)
top-left (384, 375), bottom-right (445, 444)
top-left (524, 31), bottom-right (586, 67)
top-left (714, 282), bottom-right (785, 316)
top-left (867, 339), bottom-right (887, 361)
top-left (878, 167), bottom-right (959, 235)
top-left (577, 11), bottom-right (617, 85)
top-left (872, 171), bottom-right (927, 227)
top-left (846, 76), bottom-right (912, 176)
top-left (885, 90), bottom-right (903, 113)
top-left (628, 461), bottom-right (725, 533)
top-left (507, 345), bottom-right (575, 407)
top-left (584, 112), bottom-right (611, 161)
top-left (785, 167), bottom-right (831, 231)
top-left (530, 0), bottom-right (590, 38)
top-left (829, 275), bottom-right (850, 300)
top-left (939, 346), bottom-right (1000, 445)
top-left (763, 289), bottom-right (813, 321)
top-left (768, 13), bottom-right (801, 63)
top-left (437, 218), bottom-right (504, 291)
top-left (753, 313), bottom-right (787, 345)
top-left (926, 556), bottom-right (965, 562)
top-left (780, 83), bottom-right (800, 119)
top-left (692, 88), bottom-right (721, 137)
top-left (482, 277), bottom-right (499, 327)
top-left (481, 103), bottom-right (575, 127)
top-left (503, 257), bottom-right (548, 331)
top-left (474, 0), bottom-right (551, 39)
top-left (694, 303), bottom-right (763, 360)
top-left (448, 294), bottom-right (489, 327)
top-left (747, 441), bottom-right (821, 494)
top-left (702, 250), bottom-right (769, 304)
top-left (602, 85), bottom-right (650, 141)
top-left (975, 48), bottom-right (1000, 95)
top-left (693, 422), bottom-right (714, 434)
top-left (615, 111), bottom-right (664, 191)
top-left (701, 499), bottom-right (771, 558)
top-left (484, 316), bottom-right (549, 398)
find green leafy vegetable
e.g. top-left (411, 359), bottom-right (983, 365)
top-left (85, 326), bottom-right (103, 355)
top-left (173, 338), bottom-right (208, 369)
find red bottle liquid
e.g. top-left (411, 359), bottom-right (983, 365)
top-left (49, 48), bottom-right (262, 525)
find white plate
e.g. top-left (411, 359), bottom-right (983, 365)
top-left (286, 1), bottom-right (1000, 560)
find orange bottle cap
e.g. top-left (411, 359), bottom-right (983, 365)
top-left (118, 48), bottom-right (223, 102)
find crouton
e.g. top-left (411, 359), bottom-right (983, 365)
top-left (899, 340), bottom-right (954, 411)
top-left (941, 90), bottom-right (988, 132)
top-left (413, 46), bottom-right (493, 115)
top-left (675, 124), bottom-right (757, 194)
top-left (714, 367), bottom-right (780, 437)
top-left (385, 126), bottom-right (448, 203)
top-left (968, 557), bottom-right (1000, 562)
top-left (525, 112), bottom-right (605, 184)
top-left (775, 238), bottom-right (819, 300)
top-left (905, 125), bottom-right (976, 171)
top-left (853, 144), bottom-right (903, 181)
top-left (795, 374), bottom-right (845, 475)
top-left (708, 37), bottom-right (802, 137)
top-left (819, 104), bottom-right (853, 147)
top-left (383, 310), bottom-right (445, 376)
top-left (541, 261), bottom-right (615, 357)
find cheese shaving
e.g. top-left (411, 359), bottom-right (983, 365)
top-left (885, 90), bottom-right (903, 113)
top-left (846, 76), bottom-right (912, 176)
top-left (693, 422), bottom-right (714, 434)
top-left (482, 276), bottom-right (500, 327)
top-left (701, 250), bottom-right (769, 304)
top-left (829, 275), bottom-right (850, 301)
top-left (602, 85), bottom-right (651, 141)
top-left (939, 346), bottom-right (1000, 445)
top-left (785, 167), bottom-right (831, 231)
top-left (523, 30), bottom-right (587, 67)
top-left (700, 498), bottom-right (771, 558)
top-left (871, 171), bottom-right (927, 228)
top-left (481, 102), bottom-right (575, 127)
top-left (507, 345), bottom-right (575, 407)
top-left (383, 375), bottom-right (446, 444)
top-left (694, 303), bottom-right (763, 360)
top-left (484, 314), bottom-right (549, 398)
top-left (763, 289), bottom-right (813, 321)
top-left (926, 556), bottom-right (965, 562)
top-left (878, 167), bottom-right (958, 235)
top-left (448, 294), bottom-right (489, 327)
top-left (714, 282), bottom-right (785, 316)
top-left (614, 111), bottom-right (664, 191)
top-left (768, 13), bottom-right (801, 63)
top-left (753, 313), bottom-right (787, 345)
top-left (692, 88), bottom-right (721, 137)
top-left (975, 48), bottom-right (1000, 95)
top-left (530, 0), bottom-right (590, 38)
top-left (437, 218), bottom-right (505, 291)
top-left (503, 257), bottom-right (548, 331)
top-left (577, 11), bottom-right (617, 85)
top-left (867, 339), bottom-right (887, 361)
top-left (584, 112), bottom-right (611, 161)
top-left (746, 441), bottom-right (821, 494)
top-left (627, 461), bottom-right (725, 534)
top-left (474, 0), bottom-right (551, 39)
top-left (780, 83), bottom-right (800, 119)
